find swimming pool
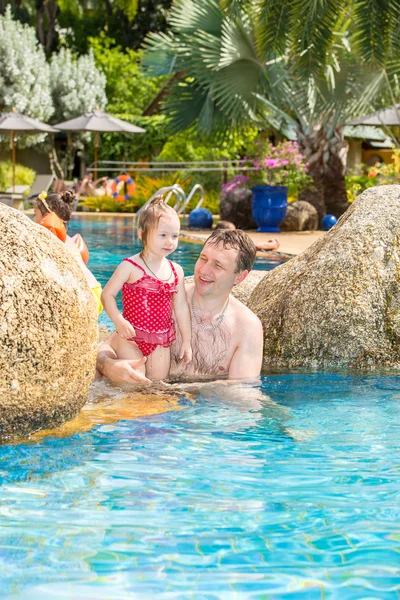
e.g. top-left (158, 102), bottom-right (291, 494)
top-left (2, 216), bottom-right (400, 598)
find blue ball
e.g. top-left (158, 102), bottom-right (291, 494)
top-left (188, 207), bottom-right (213, 229)
top-left (322, 214), bottom-right (337, 231)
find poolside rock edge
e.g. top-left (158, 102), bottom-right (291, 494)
top-left (249, 185), bottom-right (400, 369)
top-left (0, 204), bottom-right (98, 436)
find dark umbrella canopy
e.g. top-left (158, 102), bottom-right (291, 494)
top-left (0, 110), bottom-right (57, 192)
top-left (54, 110), bottom-right (145, 133)
top-left (53, 110), bottom-right (145, 179)
top-left (348, 104), bottom-right (400, 126)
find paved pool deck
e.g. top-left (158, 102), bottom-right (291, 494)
top-left (180, 229), bottom-right (324, 259)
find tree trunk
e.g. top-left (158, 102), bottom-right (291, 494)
top-left (44, 0), bottom-right (58, 57)
top-left (36, 2), bottom-right (45, 46)
top-left (297, 127), bottom-right (327, 221)
top-left (323, 132), bottom-right (350, 218)
top-left (297, 126), bottom-right (350, 223)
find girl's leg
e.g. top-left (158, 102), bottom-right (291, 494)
top-left (145, 346), bottom-right (171, 381)
top-left (116, 335), bottom-right (146, 376)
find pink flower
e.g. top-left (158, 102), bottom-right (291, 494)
top-left (264, 158), bottom-right (279, 168)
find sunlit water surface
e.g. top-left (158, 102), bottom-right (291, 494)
top-left (2, 216), bottom-right (399, 598)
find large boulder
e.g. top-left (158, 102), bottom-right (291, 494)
top-left (248, 185), bottom-right (400, 370)
top-left (0, 204), bottom-right (98, 436)
top-left (280, 200), bottom-right (318, 231)
top-left (219, 186), bottom-right (256, 229)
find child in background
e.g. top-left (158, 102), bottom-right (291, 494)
top-left (34, 190), bottom-right (103, 314)
top-left (101, 196), bottom-right (192, 381)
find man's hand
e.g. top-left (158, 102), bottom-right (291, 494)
top-left (179, 340), bottom-right (192, 366)
top-left (101, 355), bottom-right (151, 384)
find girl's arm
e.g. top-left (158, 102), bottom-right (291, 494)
top-left (101, 262), bottom-right (136, 339)
top-left (172, 263), bottom-right (192, 365)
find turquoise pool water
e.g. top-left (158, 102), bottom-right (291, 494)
top-left (2, 216), bottom-right (400, 598)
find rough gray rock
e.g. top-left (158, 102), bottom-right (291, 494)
top-left (248, 185), bottom-right (400, 370)
top-left (280, 200), bottom-right (319, 231)
top-left (219, 187), bottom-right (256, 229)
top-left (0, 204), bottom-right (98, 436)
top-left (185, 270), bottom-right (268, 306)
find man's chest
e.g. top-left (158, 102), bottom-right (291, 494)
top-left (170, 323), bottom-right (235, 378)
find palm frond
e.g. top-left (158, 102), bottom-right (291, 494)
top-left (141, 32), bottom-right (181, 76)
top-left (352, 0), bottom-right (400, 66)
top-left (169, 0), bottom-right (223, 35)
top-left (254, 0), bottom-right (290, 59)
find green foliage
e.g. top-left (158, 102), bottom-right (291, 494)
top-left (127, 171), bottom-right (193, 209)
top-left (96, 115), bottom-right (169, 164)
top-left (345, 172), bottom-right (377, 202)
top-left (0, 161), bottom-right (36, 191)
top-left (345, 151), bottom-right (400, 202)
top-left (156, 128), bottom-right (259, 194)
top-left (89, 33), bottom-right (164, 115)
top-left (56, 0), bottom-right (172, 55)
top-left (79, 172), bottom-right (219, 213)
top-left (79, 195), bottom-right (132, 213)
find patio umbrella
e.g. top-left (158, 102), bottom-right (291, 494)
top-left (348, 104), bottom-right (400, 126)
top-left (0, 109), bottom-right (57, 192)
top-left (53, 110), bottom-right (146, 180)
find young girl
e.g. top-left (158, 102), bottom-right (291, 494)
top-left (101, 196), bottom-right (192, 381)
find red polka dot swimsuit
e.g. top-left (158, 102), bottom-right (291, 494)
top-left (121, 258), bottom-right (178, 357)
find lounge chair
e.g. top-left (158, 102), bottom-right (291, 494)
top-left (27, 174), bottom-right (55, 200)
top-left (0, 174), bottom-right (55, 211)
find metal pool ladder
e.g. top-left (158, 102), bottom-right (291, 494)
top-left (132, 184), bottom-right (186, 233)
top-left (177, 184), bottom-right (205, 227)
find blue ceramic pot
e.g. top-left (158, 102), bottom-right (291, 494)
top-left (251, 185), bottom-right (288, 232)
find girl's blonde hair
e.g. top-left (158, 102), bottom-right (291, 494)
top-left (138, 195), bottom-right (178, 249)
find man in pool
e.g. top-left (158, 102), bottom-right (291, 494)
top-left (96, 229), bottom-right (264, 383)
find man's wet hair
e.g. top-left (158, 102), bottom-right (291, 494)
top-left (204, 229), bottom-right (256, 273)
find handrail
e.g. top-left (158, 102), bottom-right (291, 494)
top-left (132, 184), bottom-right (186, 231)
top-left (177, 183), bottom-right (205, 214)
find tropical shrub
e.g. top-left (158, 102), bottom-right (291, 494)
top-left (0, 8), bottom-right (53, 149)
top-left (49, 48), bottom-right (107, 123)
top-left (0, 161), bottom-right (36, 192)
top-left (79, 196), bottom-right (131, 213)
top-left (245, 139), bottom-right (312, 190)
top-left (79, 172), bottom-right (219, 213)
top-left (345, 173), bottom-right (376, 203)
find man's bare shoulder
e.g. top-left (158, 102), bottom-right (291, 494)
top-left (229, 294), bottom-right (263, 334)
top-left (184, 281), bottom-right (195, 298)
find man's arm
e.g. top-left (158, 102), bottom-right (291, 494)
top-left (96, 334), bottom-right (151, 384)
top-left (228, 312), bottom-right (263, 378)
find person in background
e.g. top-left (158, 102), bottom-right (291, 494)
top-left (34, 190), bottom-right (103, 315)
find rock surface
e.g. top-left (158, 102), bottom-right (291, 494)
top-left (0, 204), bottom-right (98, 436)
top-left (248, 185), bottom-right (400, 370)
top-left (280, 200), bottom-right (318, 231)
top-left (219, 187), bottom-right (256, 229)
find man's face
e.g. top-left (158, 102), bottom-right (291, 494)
top-left (194, 241), bottom-right (248, 297)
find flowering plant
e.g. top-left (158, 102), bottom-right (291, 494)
top-left (245, 139), bottom-right (311, 189)
top-left (366, 148), bottom-right (398, 184)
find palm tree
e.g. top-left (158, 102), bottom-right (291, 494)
top-left (142, 0), bottom-right (400, 219)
